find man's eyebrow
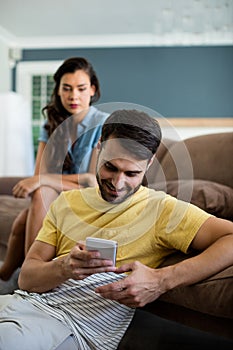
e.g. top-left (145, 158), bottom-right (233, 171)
top-left (104, 161), bottom-right (117, 169)
top-left (125, 170), bottom-right (143, 174)
top-left (105, 161), bottom-right (143, 174)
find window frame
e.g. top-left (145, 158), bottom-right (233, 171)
top-left (16, 61), bottom-right (62, 103)
top-left (16, 61), bottom-right (62, 155)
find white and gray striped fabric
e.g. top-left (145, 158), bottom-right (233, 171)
top-left (16, 272), bottom-right (135, 350)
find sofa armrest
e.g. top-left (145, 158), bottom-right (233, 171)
top-left (0, 177), bottom-right (27, 195)
top-left (158, 252), bottom-right (233, 319)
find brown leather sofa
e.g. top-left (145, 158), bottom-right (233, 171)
top-left (0, 132), bottom-right (232, 339)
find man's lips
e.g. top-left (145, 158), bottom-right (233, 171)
top-left (104, 183), bottom-right (124, 196)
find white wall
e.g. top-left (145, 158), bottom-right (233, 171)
top-left (0, 39), bottom-right (34, 176)
top-left (0, 92), bottom-right (34, 176)
top-left (0, 38), bottom-right (11, 93)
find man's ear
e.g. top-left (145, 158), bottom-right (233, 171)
top-left (147, 154), bottom-right (156, 170)
top-left (96, 140), bottom-right (101, 152)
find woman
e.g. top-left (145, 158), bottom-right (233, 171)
top-left (0, 57), bottom-right (108, 293)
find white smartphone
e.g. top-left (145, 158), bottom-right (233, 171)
top-left (86, 237), bottom-right (118, 265)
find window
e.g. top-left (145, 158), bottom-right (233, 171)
top-left (16, 61), bottom-right (62, 158)
top-left (31, 74), bottom-right (54, 155)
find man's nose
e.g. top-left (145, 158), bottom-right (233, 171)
top-left (112, 173), bottom-right (126, 190)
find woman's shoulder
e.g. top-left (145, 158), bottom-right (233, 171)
top-left (89, 106), bottom-right (109, 123)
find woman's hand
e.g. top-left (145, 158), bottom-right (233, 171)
top-left (12, 173), bottom-right (97, 199)
top-left (78, 173), bottom-right (97, 188)
top-left (13, 176), bottom-right (40, 198)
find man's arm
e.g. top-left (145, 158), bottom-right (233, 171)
top-left (95, 217), bottom-right (233, 308)
top-left (18, 240), bottom-right (117, 293)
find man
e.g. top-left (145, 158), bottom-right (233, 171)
top-left (0, 109), bottom-right (233, 350)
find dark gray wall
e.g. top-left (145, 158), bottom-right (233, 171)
top-left (18, 46), bottom-right (233, 118)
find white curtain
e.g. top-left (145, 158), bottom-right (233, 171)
top-left (0, 92), bottom-right (34, 176)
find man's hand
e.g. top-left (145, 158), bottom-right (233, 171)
top-left (62, 242), bottom-right (117, 280)
top-left (95, 261), bottom-right (167, 308)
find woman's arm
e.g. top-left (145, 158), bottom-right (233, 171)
top-left (34, 141), bottom-right (47, 175)
top-left (61, 146), bottom-right (98, 189)
top-left (13, 143), bottom-right (97, 198)
top-left (40, 146), bottom-right (98, 190)
top-left (88, 147), bottom-right (98, 174)
top-left (13, 142), bottom-right (47, 197)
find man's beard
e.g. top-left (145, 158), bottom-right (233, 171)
top-left (96, 173), bottom-right (141, 204)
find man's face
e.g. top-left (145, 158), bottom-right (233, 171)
top-left (96, 138), bottom-right (149, 204)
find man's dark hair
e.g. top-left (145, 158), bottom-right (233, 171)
top-left (100, 109), bottom-right (162, 160)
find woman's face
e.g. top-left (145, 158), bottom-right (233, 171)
top-left (58, 69), bottom-right (96, 115)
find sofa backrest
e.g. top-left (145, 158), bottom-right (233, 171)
top-left (0, 177), bottom-right (27, 195)
top-left (146, 132), bottom-right (233, 188)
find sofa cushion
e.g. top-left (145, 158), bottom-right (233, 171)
top-left (159, 253), bottom-right (233, 319)
top-left (0, 195), bottom-right (29, 260)
top-left (153, 133), bottom-right (233, 189)
top-left (151, 180), bottom-right (233, 220)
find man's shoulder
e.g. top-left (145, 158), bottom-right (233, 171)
top-left (60, 187), bottom-right (96, 200)
top-left (139, 186), bottom-right (169, 200)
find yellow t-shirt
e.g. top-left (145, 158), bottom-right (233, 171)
top-left (36, 186), bottom-right (211, 268)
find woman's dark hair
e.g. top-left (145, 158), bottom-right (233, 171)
top-left (42, 57), bottom-right (101, 172)
top-left (100, 109), bottom-right (162, 160)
